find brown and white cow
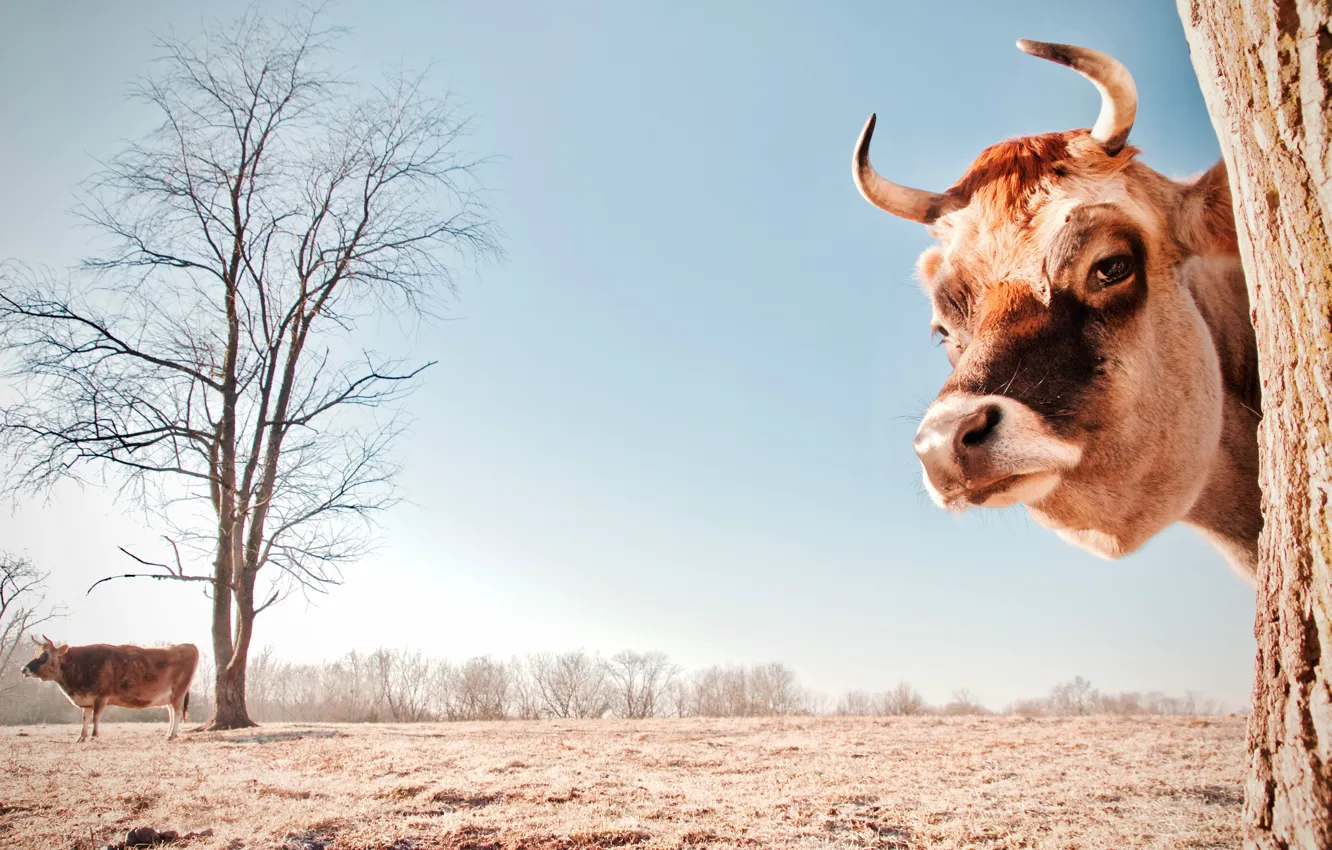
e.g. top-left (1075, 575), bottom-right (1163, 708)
top-left (22, 636), bottom-right (199, 741)
top-left (853, 40), bottom-right (1259, 577)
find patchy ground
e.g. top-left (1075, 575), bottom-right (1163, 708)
top-left (0, 716), bottom-right (1244, 849)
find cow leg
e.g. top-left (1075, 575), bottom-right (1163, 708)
top-left (166, 704), bottom-right (177, 739)
top-left (78, 707), bottom-right (91, 743)
top-left (91, 697), bottom-right (106, 739)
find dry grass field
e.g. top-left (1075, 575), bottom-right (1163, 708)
top-left (1, 715), bottom-right (1244, 850)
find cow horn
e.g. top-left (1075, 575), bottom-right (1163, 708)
top-left (852, 114), bottom-right (955, 224)
top-left (1017, 39), bottom-right (1137, 155)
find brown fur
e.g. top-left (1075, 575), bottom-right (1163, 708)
top-left (942, 131), bottom-right (1140, 223)
top-left (1175, 162), bottom-right (1239, 257)
top-left (895, 90), bottom-right (1260, 577)
top-left (23, 639), bottom-right (199, 742)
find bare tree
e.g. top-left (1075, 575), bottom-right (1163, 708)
top-left (747, 662), bottom-right (803, 715)
top-left (373, 648), bottom-right (438, 722)
top-left (881, 681), bottom-right (925, 717)
top-left (0, 7), bottom-right (497, 729)
top-left (1005, 698), bottom-right (1048, 718)
top-left (528, 650), bottom-right (610, 719)
top-left (0, 554), bottom-right (61, 695)
top-left (604, 650), bottom-right (677, 719)
top-left (1048, 677), bottom-right (1097, 716)
top-left (245, 643), bottom-right (281, 719)
top-left (942, 688), bottom-right (988, 716)
top-left (314, 650), bottom-right (369, 721)
top-left (1178, 4), bottom-right (1332, 844)
top-left (448, 656), bottom-right (511, 721)
top-left (676, 663), bottom-right (808, 717)
top-left (507, 655), bottom-right (542, 720)
top-left (835, 689), bottom-right (875, 716)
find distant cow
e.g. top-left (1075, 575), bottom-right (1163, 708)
top-left (22, 636), bottom-right (199, 742)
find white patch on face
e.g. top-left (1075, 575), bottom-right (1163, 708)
top-left (1034, 176), bottom-right (1164, 259)
top-left (915, 393), bottom-right (1082, 512)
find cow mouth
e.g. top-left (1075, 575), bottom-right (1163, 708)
top-left (943, 470), bottom-right (1059, 509)
top-left (969, 473), bottom-right (1028, 503)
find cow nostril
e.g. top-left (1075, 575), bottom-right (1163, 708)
top-left (960, 405), bottom-right (1002, 448)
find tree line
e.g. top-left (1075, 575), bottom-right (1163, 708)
top-left (0, 641), bottom-right (1231, 725)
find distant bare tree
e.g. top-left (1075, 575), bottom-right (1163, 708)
top-left (0, 554), bottom-right (61, 696)
top-left (448, 656), bottom-right (510, 721)
top-left (529, 650), bottom-right (609, 719)
top-left (1048, 677), bottom-right (1097, 716)
top-left (605, 650), bottom-right (677, 719)
top-left (189, 651), bottom-right (216, 721)
top-left (322, 650), bottom-right (376, 722)
top-left (748, 662), bottom-right (803, 715)
top-left (1006, 698), bottom-right (1048, 718)
top-left (835, 689), bottom-right (875, 716)
top-left (373, 648), bottom-right (438, 722)
top-left (1092, 691), bottom-right (1144, 716)
top-left (882, 682), bottom-right (925, 716)
top-left (507, 655), bottom-right (542, 720)
top-left (0, 6), bottom-right (497, 730)
top-left (1180, 690), bottom-right (1218, 717)
top-left (245, 644), bottom-right (281, 718)
top-left (942, 688), bottom-right (988, 716)
top-left (677, 663), bottom-right (808, 717)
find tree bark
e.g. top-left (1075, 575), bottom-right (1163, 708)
top-left (1177, 2), bottom-right (1332, 847)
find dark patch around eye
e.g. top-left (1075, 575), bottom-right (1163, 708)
top-left (940, 288), bottom-right (1106, 436)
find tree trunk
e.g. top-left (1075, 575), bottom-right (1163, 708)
top-left (201, 524), bottom-right (257, 730)
top-left (1177, 2), bottom-right (1332, 847)
top-left (212, 658), bottom-right (254, 730)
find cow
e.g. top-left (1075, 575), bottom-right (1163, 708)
top-left (22, 636), bottom-right (199, 742)
top-left (852, 40), bottom-right (1259, 578)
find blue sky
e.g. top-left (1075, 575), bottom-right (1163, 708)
top-left (0, 1), bottom-right (1254, 710)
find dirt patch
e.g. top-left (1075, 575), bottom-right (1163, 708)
top-left (567, 830), bottom-right (650, 847)
top-left (254, 783), bottom-right (315, 800)
top-left (821, 799), bottom-right (915, 849)
top-left (431, 790), bottom-right (504, 809)
top-left (1190, 784), bottom-right (1245, 806)
top-left (217, 728), bottom-right (347, 745)
top-left (377, 785), bottom-right (429, 801)
top-left (119, 793), bottom-right (160, 815)
top-left (437, 828), bottom-right (650, 850)
top-left (282, 830), bottom-right (336, 850)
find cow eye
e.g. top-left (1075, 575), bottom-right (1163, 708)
top-left (931, 325), bottom-right (950, 343)
top-left (1091, 255), bottom-right (1134, 288)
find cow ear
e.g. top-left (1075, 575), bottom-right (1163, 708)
top-left (915, 246), bottom-right (944, 286)
top-left (1176, 159), bottom-right (1239, 257)
top-left (56, 644), bottom-right (69, 655)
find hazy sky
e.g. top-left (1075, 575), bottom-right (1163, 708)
top-left (0, 0), bottom-right (1255, 710)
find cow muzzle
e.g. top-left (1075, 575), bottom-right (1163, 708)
top-left (913, 393), bottom-right (1081, 511)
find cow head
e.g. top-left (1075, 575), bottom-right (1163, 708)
top-left (854, 41), bottom-right (1239, 560)
top-left (22, 635), bottom-right (67, 680)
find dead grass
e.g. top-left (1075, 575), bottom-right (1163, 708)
top-left (0, 716), bottom-right (1244, 849)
